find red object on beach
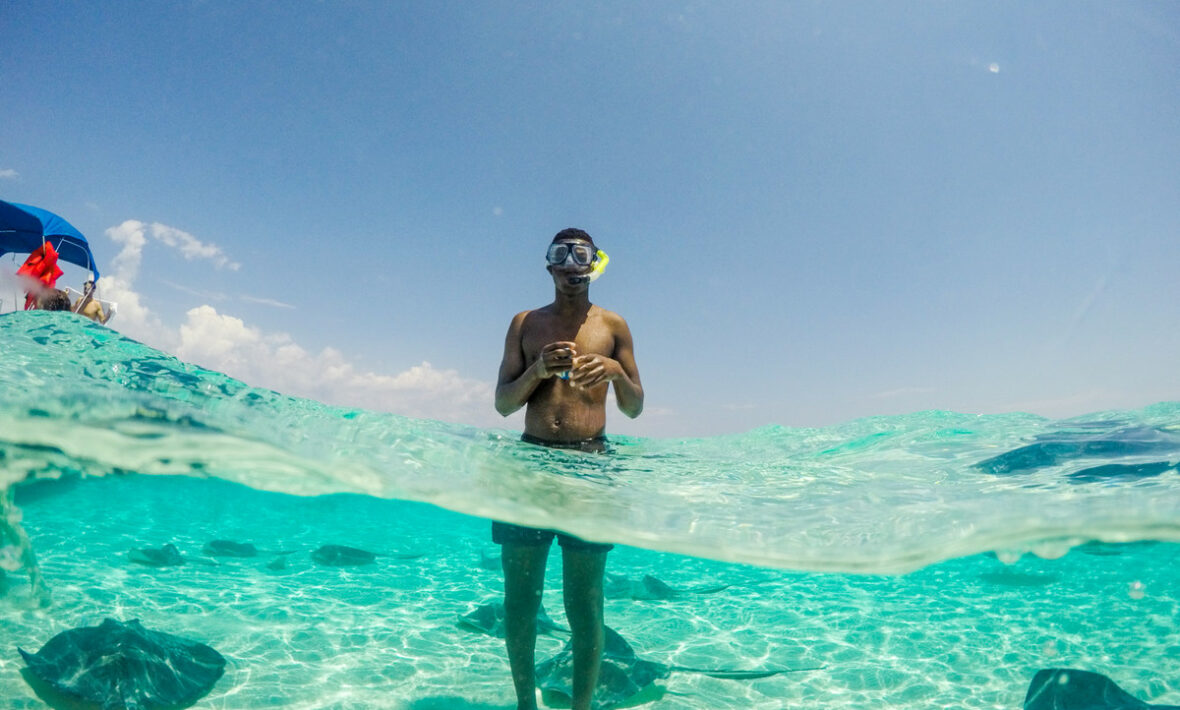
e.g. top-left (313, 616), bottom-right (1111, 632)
top-left (16, 242), bottom-right (65, 309)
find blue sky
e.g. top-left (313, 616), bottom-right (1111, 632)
top-left (2, 2), bottom-right (1178, 437)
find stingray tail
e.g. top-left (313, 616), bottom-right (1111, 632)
top-left (673, 664), bottom-right (825, 679)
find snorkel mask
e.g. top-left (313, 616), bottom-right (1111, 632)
top-left (546, 242), bottom-right (610, 284)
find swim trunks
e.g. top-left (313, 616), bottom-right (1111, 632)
top-left (490, 433), bottom-right (614, 553)
top-left (519, 431), bottom-right (609, 454)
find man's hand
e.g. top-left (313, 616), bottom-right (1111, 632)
top-left (539, 341), bottom-right (578, 378)
top-left (568, 354), bottom-right (622, 389)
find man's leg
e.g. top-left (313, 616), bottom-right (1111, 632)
top-left (562, 547), bottom-right (608, 710)
top-left (502, 542), bottom-right (551, 710)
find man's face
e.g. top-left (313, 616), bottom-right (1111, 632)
top-left (546, 239), bottom-right (596, 290)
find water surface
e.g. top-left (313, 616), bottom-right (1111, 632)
top-left (2, 312), bottom-right (1177, 708)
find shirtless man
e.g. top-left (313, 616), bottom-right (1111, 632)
top-left (73, 280), bottom-right (109, 323)
top-left (494, 228), bottom-right (643, 710)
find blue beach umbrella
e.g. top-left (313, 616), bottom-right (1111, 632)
top-left (0, 199), bottom-right (100, 279)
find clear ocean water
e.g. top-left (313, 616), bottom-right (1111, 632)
top-left (1, 310), bottom-right (1177, 709)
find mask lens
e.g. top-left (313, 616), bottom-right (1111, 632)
top-left (570, 245), bottom-right (594, 265)
top-left (546, 243), bottom-right (570, 265)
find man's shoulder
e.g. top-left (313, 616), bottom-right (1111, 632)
top-left (511, 306), bottom-right (542, 320)
top-left (509, 306), bottom-right (556, 333)
top-left (590, 305), bottom-right (628, 327)
top-left (513, 305), bottom-right (552, 321)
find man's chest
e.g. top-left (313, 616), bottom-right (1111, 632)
top-left (522, 319), bottom-right (615, 361)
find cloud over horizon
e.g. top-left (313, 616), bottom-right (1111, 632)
top-left (98, 219), bottom-right (503, 426)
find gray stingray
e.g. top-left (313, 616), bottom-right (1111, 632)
top-left (127, 544), bottom-right (217, 569)
top-left (201, 540), bottom-right (259, 558)
top-left (312, 544), bottom-right (376, 566)
top-left (536, 626), bottom-right (821, 710)
top-left (479, 550), bottom-right (502, 571)
top-left (202, 539), bottom-right (297, 559)
top-left (1068, 462), bottom-right (1176, 483)
top-left (604, 573), bottom-right (729, 601)
top-left (128, 544), bottom-right (182, 568)
top-left (1024, 669), bottom-right (1180, 710)
top-left (456, 601), bottom-right (569, 638)
top-left (19, 617), bottom-right (226, 710)
top-left (311, 544), bottom-right (424, 567)
top-left (975, 426), bottom-right (1180, 475)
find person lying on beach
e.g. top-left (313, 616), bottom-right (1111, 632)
top-left (493, 228), bottom-right (644, 710)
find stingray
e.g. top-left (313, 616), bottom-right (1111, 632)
top-left (536, 625), bottom-right (821, 710)
top-left (1068, 462), bottom-right (1176, 483)
top-left (201, 540), bottom-right (259, 558)
top-left (479, 550), bottom-right (502, 571)
top-left (19, 617), bottom-right (226, 710)
top-left (456, 601), bottom-right (569, 638)
top-left (312, 544), bottom-right (376, 566)
top-left (127, 544), bottom-right (218, 569)
top-left (127, 544), bottom-right (186, 568)
top-left (1024, 669), bottom-right (1180, 710)
top-left (975, 427), bottom-right (1180, 475)
top-left (202, 539), bottom-right (297, 559)
top-left (128, 542), bottom-right (220, 568)
top-left (604, 573), bottom-right (729, 601)
top-left (310, 544), bottom-right (424, 567)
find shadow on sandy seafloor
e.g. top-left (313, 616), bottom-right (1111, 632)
top-left (406, 698), bottom-right (514, 710)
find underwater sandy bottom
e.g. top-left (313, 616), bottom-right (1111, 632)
top-left (1, 474), bottom-right (1177, 710)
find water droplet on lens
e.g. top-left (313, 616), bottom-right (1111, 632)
top-left (996, 550), bottom-right (1022, 565)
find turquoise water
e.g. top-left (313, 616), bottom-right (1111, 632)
top-left (1, 311), bottom-right (1178, 709)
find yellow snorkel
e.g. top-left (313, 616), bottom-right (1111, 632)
top-left (586, 249), bottom-right (609, 283)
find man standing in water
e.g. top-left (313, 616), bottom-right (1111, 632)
top-left (494, 228), bottom-right (644, 710)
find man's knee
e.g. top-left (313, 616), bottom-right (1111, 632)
top-left (562, 589), bottom-right (604, 634)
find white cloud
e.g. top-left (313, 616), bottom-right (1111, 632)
top-left (106, 220), bottom-right (239, 272)
top-left (240, 294), bottom-right (295, 309)
top-left (149, 222), bottom-right (240, 270)
top-left (159, 279), bottom-right (228, 302)
top-left (97, 219), bottom-right (500, 426)
top-left (175, 305), bottom-right (495, 424)
top-left (99, 221), bottom-right (175, 350)
top-left (0, 169), bottom-right (18, 180)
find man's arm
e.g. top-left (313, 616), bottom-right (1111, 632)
top-left (494, 312), bottom-right (576, 416)
top-left (608, 319), bottom-right (643, 418)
